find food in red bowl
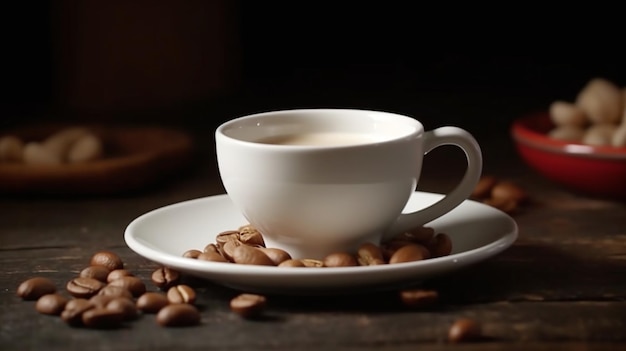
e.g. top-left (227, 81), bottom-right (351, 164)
top-left (511, 112), bottom-right (626, 199)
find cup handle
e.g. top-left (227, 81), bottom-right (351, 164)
top-left (382, 126), bottom-right (483, 242)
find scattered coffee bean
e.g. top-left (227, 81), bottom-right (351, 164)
top-left (97, 285), bottom-right (133, 299)
top-left (79, 266), bottom-right (111, 283)
top-left (183, 249), bottom-right (202, 259)
top-left (389, 244), bottom-right (429, 264)
top-left (137, 292), bottom-right (170, 313)
top-left (89, 294), bottom-right (115, 309)
top-left (82, 307), bottom-right (125, 329)
top-left (106, 297), bottom-right (138, 320)
top-left (90, 251), bottom-right (124, 271)
top-left (277, 259), bottom-right (306, 267)
top-left (399, 226), bottom-right (436, 244)
top-left (106, 269), bottom-right (134, 283)
top-left (357, 242), bottom-right (386, 266)
top-left (17, 277), bottom-right (57, 300)
top-left (238, 225), bottom-right (265, 246)
top-left (483, 196), bottom-right (518, 214)
top-left (203, 243), bottom-right (220, 254)
top-left (197, 251), bottom-right (229, 263)
top-left (108, 276), bottom-right (146, 297)
top-left (257, 247), bottom-right (292, 265)
top-left (471, 175), bottom-right (498, 199)
top-left (472, 176), bottom-right (528, 214)
top-left (428, 233), bottom-right (453, 258)
top-left (167, 285), bottom-right (196, 304)
top-left (400, 289), bottom-right (438, 309)
top-left (66, 277), bottom-right (105, 298)
top-left (156, 303), bottom-right (201, 327)
top-left (229, 293), bottom-right (267, 319)
top-left (448, 318), bottom-right (482, 343)
top-left (61, 298), bottom-right (95, 326)
top-left (36, 293), bottom-right (69, 315)
top-left (323, 252), bottom-right (358, 267)
top-left (491, 181), bottom-right (527, 204)
top-left (151, 266), bottom-right (181, 290)
top-left (232, 245), bottom-right (275, 266)
top-left (300, 258), bottom-right (324, 267)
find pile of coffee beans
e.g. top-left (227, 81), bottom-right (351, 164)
top-left (16, 249), bottom-right (485, 343)
top-left (0, 127), bottom-right (104, 165)
top-left (16, 250), bottom-right (266, 329)
top-left (183, 224), bottom-right (452, 267)
top-left (471, 175), bottom-right (528, 214)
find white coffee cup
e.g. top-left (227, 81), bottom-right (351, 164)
top-left (215, 109), bottom-right (482, 259)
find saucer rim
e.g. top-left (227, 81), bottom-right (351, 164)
top-left (124, 192), bottom-right (518, 292)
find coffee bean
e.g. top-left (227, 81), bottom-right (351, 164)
top-left (448, 318), bottom-right (482, 343)
top-left (106, 297), bottom-right (138, 320)
top-left (396, 226), bottom-right (436, 244)
top-left (167, 285), bottom-right (196, 304)
top-left (428, 233), bottom-right (453, 258)
top-left (215, 230), bottom-right (239, 248)
top-left (197, 251), bottom-right (229, 263)
top-left (472, 175), bottom-right (498, 199)
top-left (156, 303), bottom-right (201, 327)
top-left (257, 247), bottom-right (292, 265)
top-left (89, 294), bottom-right (115, 309)
top-left (357, 242), bottom-right (386, 266)
top-left (36, 293), bottom-right (69, 315)
top-left (17, 277), bottom-right (57, 300)
top-left (323, 252), bottom-right (358, 267)
top-left (108, 276), bottom-right (146, 297)
top-left (66, 277), bottom-right (105, 298)
top-left (300, 258), bottom-right (324, 267)
top-left (65, 298), bottom-right (92, 311)
top-left (400, 289), bottom-right (439, 308)
top-left (491, 181), bottom-right (527, 204)
top-left (151, 266), bottom-right (181, 290)
top-left (97, 284), bottom-right (133, 299)
top-left (389, 244), bottom-right (429, 264)
top-left (89, 251), bottom-right (124, 271)
top-left (238, 225), bottom-right (265, 247)
top-left (230, 293), bottom-right (267, 319)
top-left (483, 196), bottom-right (518, 214)
top-left (137, 292), bottom-right (169, 313)
top-left (61, 298), bottom-right (94, 326)
top-left (222, 239), bottom-right (243, 262)
top-left (183, 249), bottom-right (202, 259)
top-left (79, 266), bottom-right (111, 282)
top-left (232, 245), bottom-right (275, 266)
top-left (277, 259), bottom-right (306, 267)
top-left (82, 308), bottom-right (125, 329)
top-left (203, 243), bottom-right (220, 254)
top-left (106, 269), bottom-right (134, 283)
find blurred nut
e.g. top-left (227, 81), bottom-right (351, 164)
top-left (576, 78), bottom-right (623, 125)
top-left (582, 123), bottom-right (617, 146)
top-left (549, 100), bottom-right (588, 128)
top-left (0, 135), bottom-right (24, 162)
top-left (548, 125), bottom-right (585, 142)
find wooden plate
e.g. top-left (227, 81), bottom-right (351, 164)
top-left (0, 123), bottom-right (195, 195)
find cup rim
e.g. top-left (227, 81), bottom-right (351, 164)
top-left (215, 108), bottom-right (423, 149)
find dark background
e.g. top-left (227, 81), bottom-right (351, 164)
top-left (4, 1), bottom-right (626, 138)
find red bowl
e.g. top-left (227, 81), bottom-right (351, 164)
top-left (511, 112), bottom-right (626, 199)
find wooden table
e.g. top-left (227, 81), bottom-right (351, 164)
top-left (1, 106), bottom-right (625, 351)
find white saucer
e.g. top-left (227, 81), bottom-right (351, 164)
top-left (124, 192), bottom-right (518, 295)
